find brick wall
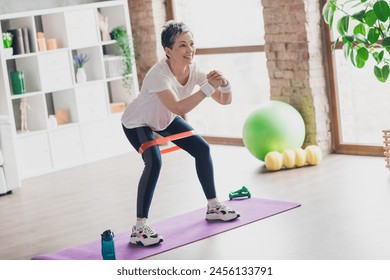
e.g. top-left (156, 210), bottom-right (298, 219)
top-left (127, 0), bottom-right (166, 88)
top-left (262, 0), bottom-right (332, 153)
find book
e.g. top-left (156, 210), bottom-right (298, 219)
top-left (22, 28), bottom-right (30, 53)
top-left (8, 29), bottom-right (25, 55)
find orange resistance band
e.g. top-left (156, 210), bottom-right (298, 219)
top-left (138, 130), bottom-right (196, 155)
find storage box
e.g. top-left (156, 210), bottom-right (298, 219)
top-left (104, 55), bottom-right (124, 78)
top-left (110, 102), bottom-right (126, 113)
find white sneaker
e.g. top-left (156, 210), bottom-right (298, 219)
top-left (206, 202), bottom-right (240, 221)
top-left (130, 224), bottom-right (163, 246)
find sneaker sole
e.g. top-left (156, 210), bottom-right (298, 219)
top-left (206, 213), bottom-right (240, 222)
top-left (129, 237), bottom-right (163, 247)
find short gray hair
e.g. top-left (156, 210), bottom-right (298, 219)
top-left (161, 20), bottom-right (192, 49)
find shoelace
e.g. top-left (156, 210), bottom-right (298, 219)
top-left (142, 225), bottom-right (157, 236)
top-left (213, 202), bottom-right (233, 212)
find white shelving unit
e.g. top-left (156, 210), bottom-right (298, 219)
top-left (0, 0), bottom-right (138, 179)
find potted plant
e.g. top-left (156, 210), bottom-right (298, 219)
top-left (2, 32), bottom-right (14, 57)
top-left (323, 0), bottom-right (390, 82)
top-left (73, 53), bottom-right (89, 83)
top-left (110, 26), bottom-right (134, 90)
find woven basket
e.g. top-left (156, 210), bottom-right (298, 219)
top-left (383, 129), bottom-right (390, 170)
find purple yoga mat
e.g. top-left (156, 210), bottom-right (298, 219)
top-left (32, 198), bottom-right (300, 260)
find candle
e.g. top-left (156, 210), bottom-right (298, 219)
top-left (46, 38), bottom-right (57, 50)
top-left (37, 32), bottom-right (47, 51)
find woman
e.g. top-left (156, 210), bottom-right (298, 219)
top-left (122, 20), bottom-right (239, 247)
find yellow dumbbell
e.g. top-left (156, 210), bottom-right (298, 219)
top-left (264, 151), bottom-right (283, 171)
top-left (305, 145), bottom-right (322, 165)
top-left (282, 149), bottom-right (295, 169)
top-left (294, 147), bottom-right (306, 167)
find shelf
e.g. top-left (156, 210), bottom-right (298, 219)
top-left (0, 0), bottom-right (139, 179)
top-left (11, 91), bottom-right (43, 100)
top-left (35, 47), bottom-right (70, 55)
top-left (46, 122), bottom-right (79, 131)
top-left (101, 40), bottom-right (117, 46)
top-left (16, 128), bottom-right (47, 137)
top-left (4, 52), bottom-right (37, 60)
top-left (106, 76), bottom-right (124, 82)
top-left (3, 48), bottom-right (71, 60)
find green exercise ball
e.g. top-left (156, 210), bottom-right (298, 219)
top-left (243, 101), bottom-right (305, 161)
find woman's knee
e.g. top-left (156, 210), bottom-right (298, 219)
top-left (143, 147), bottom-right (163, 171)
top-left (191, 136), bottom-right (211, 158)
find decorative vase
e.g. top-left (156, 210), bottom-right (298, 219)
top-left (4, 47), bottom-right (13, 57)
top-left (76, 67), bottom-right (87, 83)
top-left (10, 71), bottom-right (26, 95)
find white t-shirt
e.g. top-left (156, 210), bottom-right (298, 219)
top-left (121, 59), bottom-right (207, 131)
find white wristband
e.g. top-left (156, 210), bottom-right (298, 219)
top-left (220, 80), bottom-right (231, 93)
top-left (200, 82), bottom-right (215, 97)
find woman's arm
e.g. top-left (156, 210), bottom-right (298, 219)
top-left (157, 69), bottom-right (232, 114)
top-left (211, 88), bottom-right (232, 105)
top-left (207, 70), bottom-right (232, 105)
top-left (157, 89), bottom-right (207, 115)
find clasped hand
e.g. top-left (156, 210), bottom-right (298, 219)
top-left (207, 70), bottom-right (228, 89)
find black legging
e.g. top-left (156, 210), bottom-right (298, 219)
top-left (122, 116), bottom-right (217, 218)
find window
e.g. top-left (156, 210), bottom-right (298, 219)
top-left (322, 0), bottom-right (388, 155)
top-left (334, 50), bottom-right (390, 146)
top-left (168, 0), bottom-right (270, 142)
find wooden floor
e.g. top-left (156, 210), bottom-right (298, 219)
top-left (1, 144), bottom-right (389, 260)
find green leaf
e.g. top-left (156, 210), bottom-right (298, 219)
top-left (352, 9), bottom-right (366, 22)
top-left (331, 37), bottom-right (339, 52)
top-left (322, 1), bottom-right (336, 28)
top-left (364, 10), bottom-right (377, 27)
top-left (110, 26), bottom-right (127, 40)
top-left (337, 16), bottom-right (350, 35)
top-left (384, 38), bottom-right (390, 52)
top-left (109, 25), bottom-right (134, 88)
top-left (343, 42), bottom-right (351, 59)
top-left (342, 35), bottom-right (354, 43)
top-left (374, 65), bottom-right (389, 82)
top-left (383, 65), bottom-right (390, 81)
top-left (353, 23), bottom-right (366, 36)
top-left (373, 1), bottom-right (390, 22)
top-left (379, 22), bottom-right (387, 33)
top-left (367, 27), bottom-right (380, 44)
top-left (383, 37), bottom-right (390, 51)
top-left (357, 47), bottom-right (369, 62)
top-left (356, 57), bottom-right (366, 68)
top-left (372, 50), bottom-right (384, 64)
top-left (350, 49), bottom-right (357, 67)
top-left (354, 33), bottom-right (369, 45)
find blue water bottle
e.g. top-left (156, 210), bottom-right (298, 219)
top-left (101, 229), bottom-right (116, 260)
